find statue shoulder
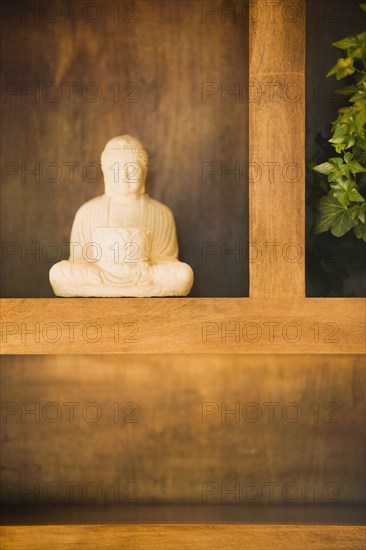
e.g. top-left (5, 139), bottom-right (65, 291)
top-left (74, 195), bottom-right (108, 219)
top-left (145, 195), bottom-right (175, 221)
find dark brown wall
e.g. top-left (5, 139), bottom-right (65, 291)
top-left (1, 354), bottom-right (364, 504)
top-left (1, 0), bottom-right (249, 298)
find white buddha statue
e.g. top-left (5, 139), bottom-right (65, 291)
top-left (49, 135), bottom-right (194, 297)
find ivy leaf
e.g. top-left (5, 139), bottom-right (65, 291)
top-left (354, 223), bottom-right (366, 241)
top-left (335, 191), bottom-right (350, 207)
top-left (313, 162), bottom-right (335, 175)
top-left (331, 125), bottom-right (348, 142)
top-left (349, 159), bottom-right (366, 174)
top-left (346, 34), bottom-right (365, 58)
top-left (313, 11), bottom-right (366, 244)
top-left (350, 90), bottom-right (366, 103)
top-left (334, 143), bottom-right (346, 154)
top-left (346, 137), bottom-right (357, 149)
top-left (348, 188), bottom-right (365, 202)
top-left (348, 47), bottom-right (364, 59)
top-left (349, 205), bottom-right (366, 224)
top-left (331, 180), bottom-right (352, 197)
top-left (336, 85), bottom-right (359, 95)
top-left (329, 134), bottom-right (345, 145)
top-left (350, 205), bottom-right (361, 219)
top-left (327, 57), bottom-right (355, 80)
top-left (315, 194), bottom-right (355, 236)
top-left (332, 36), bottom-right (359, 50)
top-left (331, 215), bottom-right (355, 238)
top-left (327, 64), bottom-right (340, 77)
top-left (357, 30), bottom-right (366, 45)
top-left (329, 157), bottom-right (344, 167)
top-left (349, 205), bottom-right (366, 223)
top-left (354, 108), bottom-right (366, 134)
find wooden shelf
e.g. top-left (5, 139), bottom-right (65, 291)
top-left (2, 524), bottom-right (363, 550)
top-left (1, 2), bottom-right (363, 359)
top-left (2, 505), bottom-right (364, 550)
top-left (8, 524), bottom-right (366, 550)
top-left (1, 297), bottom-right (364, 355)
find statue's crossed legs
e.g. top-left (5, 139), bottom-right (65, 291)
top-left (50, 260), bottom-right (194, 297)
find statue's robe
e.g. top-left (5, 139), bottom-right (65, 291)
top-left (69, 193), bottom-right (179, 263)
top-left (50, 192), bottom-right (193, 296)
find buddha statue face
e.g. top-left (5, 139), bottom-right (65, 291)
top-left (101, 135), bottom-right (148, 200)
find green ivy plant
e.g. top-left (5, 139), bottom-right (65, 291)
top-left (313, 3), bottom-right (366, 242)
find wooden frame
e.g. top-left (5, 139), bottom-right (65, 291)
top-left (1, 524), bottom-right (364, 550)
top-left (0, 297), bottom-right (363, 354)
top-left (0, 0), bottom-right (364, 358)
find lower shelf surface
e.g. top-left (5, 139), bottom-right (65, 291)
top-left (2, 505), bottom-right (364, 550)
top-left (1, 523), bottom-right (364, 550)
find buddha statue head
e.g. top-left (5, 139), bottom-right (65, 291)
top-left (101, 135), bottom-right (148, 200)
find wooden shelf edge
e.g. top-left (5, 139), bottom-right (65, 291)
top-left (1, 297), bottom-right (364, 355)
top-left (1, 524), bottom-right (364, 550)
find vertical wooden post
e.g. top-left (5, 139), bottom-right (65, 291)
top-left (249, 0), bottom-right (306, 297)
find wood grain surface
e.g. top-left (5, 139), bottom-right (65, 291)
top-left (249, 0), bottom-right (306, 297)
top-left (1, 524), bottom-right (364, 550)
top-left (1, 354), bottom-right (364, 504)
top-left (1, 297), bottom-right (364, 354)
top-left (1, 0), bottom-right (248, 298)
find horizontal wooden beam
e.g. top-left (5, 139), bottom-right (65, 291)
top-left (1, 298), bottom-right (364, 354)
top-left (1, 524), bottom-right (364, 550)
